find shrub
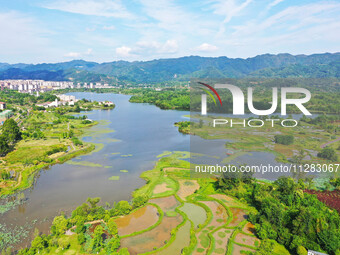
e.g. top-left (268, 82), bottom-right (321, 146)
top-left (274, 135), bottom-right (294, 145)
top-left (317, 147), bottom-right (338, 161)
top-left (71, 137), bottom-right (83, 146)
top-left (81, 120), bottom-right (92, 124)
top-left (297, 246), bottom-right (307, 255)
top-left (132, 194), bottom-right (148, 208)
top-left (58, 237), bottom-right (70, 250)
top-left (45, 145), bottom-right (68, 156)
top-left (77, 233), bottom-right (86, 245)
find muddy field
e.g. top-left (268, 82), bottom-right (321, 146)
top-left (229, 208), bottom-right (248, 227)
top-left (120, 215), bottom-right (183, 255)
top-left (115, 205), bottom-right (159, 236)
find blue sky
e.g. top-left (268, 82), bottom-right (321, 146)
top-left (0, 0), bottom-right (339, 63)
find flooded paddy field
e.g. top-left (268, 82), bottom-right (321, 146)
top-left (115, 205), bottom-right (159, 236)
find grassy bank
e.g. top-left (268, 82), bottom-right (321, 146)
top-left (0, 111), bottom-right (99, 197)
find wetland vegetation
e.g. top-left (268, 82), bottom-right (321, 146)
top-left (0, 80), bottom-right (339, 255)
top-left (14, 151), bottom-right (340, 255)
top-left (179, 112), bottom-right (340, 167)
top-left (0, 90), bottom-right (117, 197)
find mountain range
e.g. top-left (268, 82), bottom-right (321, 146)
top-left (0, 53), bottom-right (339, 84)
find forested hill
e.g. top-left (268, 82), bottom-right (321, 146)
top-left (1, 52), bottom-right (340, 83)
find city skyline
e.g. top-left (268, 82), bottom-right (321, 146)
top-left (0, 0), bottom-right (339, 64)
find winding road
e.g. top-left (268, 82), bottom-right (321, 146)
top-left (320, 137), bottom-right (340, 148)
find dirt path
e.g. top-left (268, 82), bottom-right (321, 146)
top-left (321, 137), bottom-right (340, 148)
top-left (69, 219), bottom-right (104, 231)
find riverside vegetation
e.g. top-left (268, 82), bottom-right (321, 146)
top-left (11, 151), bottom-right (340, 255)
top-left (58, 78), bottom-right (340, 114)
top-left (0, 90), bottom-right (115, 197)
top-left (176, 113), bottom-right (340, 168)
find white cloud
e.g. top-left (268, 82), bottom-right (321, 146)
top-left (64, 52), bottom-right (81, 58)
top-left (209, 0), bottom-right (253, 24)
top-left (138, 0), bottom-right (217, 37)
top-left (43, 0), bottom-right (134, 19)
top-left (2, 0), bottom-right (340, 63)
top-left (160, 40), bottom-right (178, 54)
top-left (64, 48), bottom-right (93, 58)
top-left (219, 2), bottom-right (340, 57)
top-left (133, 40), bottom-right (178, 55)
top-left (231, 2), bottom-right (340, 38)
top-left (267, 0), bottom-right (284, 10)
top-left (196, 43), bottom-right (218, 52)
top-left (115, 46), bottom-right (133, 57)
top-left (103, 25), bottom-right (115, 30)
top-left (85, 48), bottom-right (93, 55)
top-left (113, 39), bottom-right (179, 60)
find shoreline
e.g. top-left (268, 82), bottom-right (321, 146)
top-left (0, 117), bottom-right (100, 198)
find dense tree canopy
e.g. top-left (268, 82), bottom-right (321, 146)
top-left (217, 175), bottom-right (340, 255)
top-left (1, 119), bottom-right (21, 144)
top-left (0, 136), bottom-right (10, 156)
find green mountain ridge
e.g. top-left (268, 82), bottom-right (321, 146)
top-left (0, 53), bottom-right (339, 83)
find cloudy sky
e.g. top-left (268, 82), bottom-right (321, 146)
top-left (0, 0), bottom-right (339, 63)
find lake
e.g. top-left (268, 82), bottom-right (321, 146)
top-left (0, 92), bottom-right (310, 250)
top-left (1, 92), bottom-right (192, 249)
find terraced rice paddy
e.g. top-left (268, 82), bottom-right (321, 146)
top-left (51, 151), bottom-right (286, 255)
top-left (228, 208), bottom-right (248, 227)
top-left (115, 205), bottom-right (159, 236)
top-left (154, 221), bottom-right (191, 255)
top-left (180, 203), bottom-right (207, 229)
top-left (177, 180), bottom-right (200, 199)
top-left (232, 243), bottom-right (256, 254)
top-left (212, 229), bottom-right (232, 255)
top-left (150, 196), bottom-right (180, 212)
top-left (114, 164), bottom-right (264, 255)
top-left (120, 215), bottom-right (183, 254)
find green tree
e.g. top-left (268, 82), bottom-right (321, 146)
top-left (274, 177), bottom-right (297, 196)
top-left (105, 237), bottom-right (120, 253)
top-left (255, 221), bottom-right (278, 240)
top-left (317, 147), bottom-right (338, 161)
top-left (75, 218), bottom-right (86, 234)
top-left (297, 246), bottom-right (307, 255)
top-left (114, 201), bottom-right (132, 215)
top-left (330, 178), bottom-right (340, 189)
top-left (52, 215), bottom-right (68, 236)
top-left (77, 233), bottom-right (86, 245)
top-left (57, 237), bottom-right (70, 250)
top-left (255, 239), bottom-right (275, 254)
top-left (107, 218), bottom-right (118, 237)
top-left (132, 195), bottom-right (148, 208)
top-left (31, 236), bottom-right (45, 253)
top-left (274, 135), bottom-right (294, 145)
top-left (74, 105), bottom-right (81, 113)
top-left (0, 136), bottom-right (9, 156)
top-left (87, 197), bottom-right (101, 209)
top-left (1, 119), bottom-right (21, 144)
top-left (90, 225), bottom-right (104, 252)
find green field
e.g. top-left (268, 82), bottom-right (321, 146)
top-left (0, 110), bottom-right (98, 196)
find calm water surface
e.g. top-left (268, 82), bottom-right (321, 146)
top-left (1, 93), bottom-right (192, 249)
